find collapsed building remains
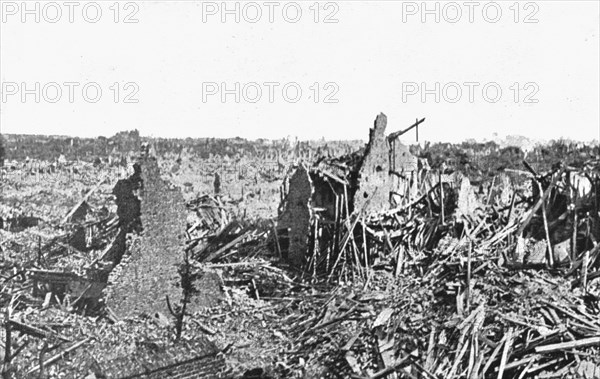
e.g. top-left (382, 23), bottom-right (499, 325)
top-left (105, 155), bottom-right (185, 318)
top-left (277, 113), bottom-right (427, 268)
top-left (1, 150), bottom-right (229, 378)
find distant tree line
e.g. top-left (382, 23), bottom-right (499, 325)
top-left (2, 130), bottom-right (140, 161)
top-left (3, 132), bottom-right (358, 163)
top-left (3, 131), bottom-right (597, 176)
top-left (412, 140), bottom-right (599, 182)
top-left (0, 134), bottom-right (5, 166)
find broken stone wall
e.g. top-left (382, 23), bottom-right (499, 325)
top-left (277, 164), bottom-right (313, 267)
top-left (390, 140), bottom-right (418, 174)
top-left (112, 163), bottom-right (142, 234)
top-left (390, 139), bottom-right (419, 203)
top-left (353, 113), bottom-right (391, 214)
top-left (106, 156), bottom-right (185, 318)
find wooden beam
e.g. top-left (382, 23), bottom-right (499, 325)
top-left (62, 175), bottom-right (107, 224)
top-left (535, 336), bottom-right (600, 354)
top-left (387, 118), bottom-right (426, 142)
top-left (26, 338), bottom-right (90, 375)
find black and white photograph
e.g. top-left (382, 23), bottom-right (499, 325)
top-left (1, 1), bottom-right (599, 378)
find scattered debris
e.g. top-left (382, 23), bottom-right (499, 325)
top-left (1, 120), bottom-right (599, 378)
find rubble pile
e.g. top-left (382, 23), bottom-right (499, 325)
top-left (1, 153), bottom-right (228, 378)
top-left (282, 154), bottom-right (598, 376)
top-left (196, 115), bottom-right (600, 377)
top-left (1, 115), bottom-right (599, 378)
top-left (275, 114), bottom-right (426, 275)
top-left (196, 158), bottom-right (600, 378)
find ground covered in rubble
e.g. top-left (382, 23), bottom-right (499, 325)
top-left (1, 141), bottom-right (600, 379)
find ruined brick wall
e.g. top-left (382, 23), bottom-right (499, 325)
top-left (391, 141), bottom-right (418, 174)
top-left (277, 164), bottom-right (313, 267)
top-left (390, 139), bottom-right (419, 202)
top-left (106, 156), bottom-right (185, 318)
top-left (353, 113), bottom-right (391, 214)
top-left (112, 163), bottom-right (142, 233)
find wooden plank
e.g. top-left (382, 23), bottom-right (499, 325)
top-left (203, 230), bottom-right (251, 262)
top-left (535, 337), bottom-right (600, 353)
top-left (517, 167), bottom-right (566, 236)
top-left (26, 338), bottom-right (90, 375)
top-left (62, 175), bottom-right (107, 224)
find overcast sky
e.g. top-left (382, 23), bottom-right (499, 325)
top-left (0, 0), bottom-right (598, 142)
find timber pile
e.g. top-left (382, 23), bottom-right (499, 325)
top-left (193, 159), bottom-right (600, 378)
top-left (186, 195), bottom-right (230, 236)
top-left (188, 219), bottom-right (273, 263)
top-left (294, 160), bottom-right (599, 378)
top-left (297, 158), bottom-right (600, 282)
top-left (300, 166), bottom-right (465, 280)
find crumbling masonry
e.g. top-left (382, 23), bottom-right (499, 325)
top-left (105, 155), bottom-right (185, 318)
top-left (277, 113), bottom-right (420, 268)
